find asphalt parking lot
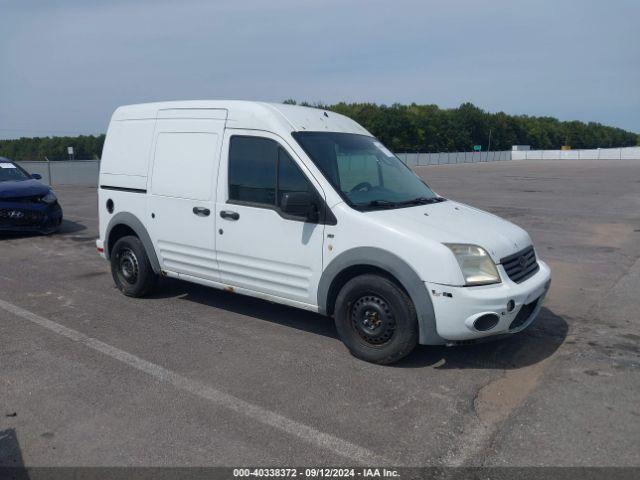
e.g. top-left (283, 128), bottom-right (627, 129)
top-left (1, 159), bottom-right (639, 467)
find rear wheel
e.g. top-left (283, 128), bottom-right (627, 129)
top-left (334, 274), bottom-right (418, 364)
top-left (110, 235), bottom-right (157, 297)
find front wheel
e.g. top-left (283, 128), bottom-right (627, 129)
top-left (110, 235), bottom-right (157, 297)
top-left (334, 274), bottom-right (418, 364)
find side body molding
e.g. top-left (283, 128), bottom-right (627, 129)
top-left (317, 247), bottom-right (444, 345)
top-left (104, 212), bottom-right (161, 274)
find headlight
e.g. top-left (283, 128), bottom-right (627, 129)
top-left (445, 243), bottom-right (501, 286)
top-left (41, 191), bottom-right (57, 204)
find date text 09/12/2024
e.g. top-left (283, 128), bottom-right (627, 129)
top-left (232, 468), bottom-right (400, 478)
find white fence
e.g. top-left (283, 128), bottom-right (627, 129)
top-left (16, 160), bottom-right (100, 186)
top-left (511, 146), bottom-right (640, 161)
top-left (397, 151), bottom-right (512, 166)
top-left (15, 146), bottom-right (640, 186)
top-left (398, 146), bottom-right (640, 166)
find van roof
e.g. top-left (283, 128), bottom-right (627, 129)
top-left (111, 100), bottom-right (371, 136)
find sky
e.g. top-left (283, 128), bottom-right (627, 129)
top-left (1, 0), bottom-right (638, 139)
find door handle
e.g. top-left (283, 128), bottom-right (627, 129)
top-left (220, 210), bottom-right (240, 221)
top-left (193, 207), bottom-right (211, 217)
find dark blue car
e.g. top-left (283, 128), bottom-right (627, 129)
top-left (0, 157), bottom-right (63, 234)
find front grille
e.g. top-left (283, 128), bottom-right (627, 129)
top-left (0, 209), bottom-right (43, 226)
top-left (501, 245), bottom-right (539, 283)
top-left (509, 297), bottom-right (539, 330)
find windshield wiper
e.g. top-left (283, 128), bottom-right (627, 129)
top-left (396, 196), bottom-right (445, 206)
top-left (359, 199), bottom-right (400, 209)
top-left (358, 197), bottom-right (445, 210)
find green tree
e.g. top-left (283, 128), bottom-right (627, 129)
top-left (1, 104), bottom-right (636, 159)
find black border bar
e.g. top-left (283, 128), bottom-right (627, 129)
top-left (0, 467), bottom-right (638, 480)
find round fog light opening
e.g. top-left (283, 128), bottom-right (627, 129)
top-left (473, 314), bottom-right (500, 332)
top-left (507, 300), bottom-right (515, 312)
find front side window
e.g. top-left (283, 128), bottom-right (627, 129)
top-left (277, 149), bottom-right (310, 205)
top-left (228, 136), bottom-right (312, 214)
top-left (292, 132), bottom-right (441, 210)
top-left (0, 162), bottom-right (30, 182)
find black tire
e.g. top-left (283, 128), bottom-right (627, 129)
top-left (110, 235), bottom-right (157, 297)
top-left (334, 274), bottom-right (418, 365)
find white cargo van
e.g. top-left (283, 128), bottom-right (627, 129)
top-left (97, 101), bottom-right (551, 364)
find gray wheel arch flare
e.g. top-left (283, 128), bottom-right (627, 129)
top-left (104, 212), bottom-right (161, 274)
top-left (317, 247), bottom-right (444, 345)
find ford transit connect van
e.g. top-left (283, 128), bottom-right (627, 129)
top-left (97, 101), bottom-right (551, 364)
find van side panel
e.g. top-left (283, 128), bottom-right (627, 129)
top-left (101, 119), bottom-right (155, 179)
top-left (98, 118), bottom-right (156, 246)
top-left (151, 132), bottom-right (218, 201)
top-left (147, 116), bottom-right (226, 282)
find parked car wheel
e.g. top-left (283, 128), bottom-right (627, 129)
top-left (334, 274), bottom-right (418, 364)
top-left (110, 235), bottom-right (157, 297)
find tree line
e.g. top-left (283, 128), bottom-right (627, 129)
top-left (288, 100), bottom-right (638, 153)
top-left (0, 135), bottom-right (105, 161)
top-left (0, 102), bottom-right (637, 160)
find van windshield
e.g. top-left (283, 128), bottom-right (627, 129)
top-left (292, 132), bottom-right (440, 211)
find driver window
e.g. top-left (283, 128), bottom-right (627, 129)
top-left (228, 135), bottom-right (315, 216)
top-left (277, 149), bottom-right (310, 206)
top-left (336, 151), bottom-right (380, 192)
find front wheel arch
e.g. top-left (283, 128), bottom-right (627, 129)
top-left (317, 247), bottom-right (443, 345)
top-left (334, 273), bottom-right (419, 364)
top-left (324, 264), bottom-right (408, 317)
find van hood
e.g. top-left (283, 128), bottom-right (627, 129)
top-left (0, 179), bottom-right (50, 200)
top-left (366, 200), bottom-right (531, 262)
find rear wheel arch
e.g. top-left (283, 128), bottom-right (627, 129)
top-left (110, 235), bottom-right (158, 297)
top-left (105, 212), bottom-right (161, 274)
top-left (107, 224), bottom-right (136, 254)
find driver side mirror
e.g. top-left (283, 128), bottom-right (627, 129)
top-left (281, 192), bottom-right (319, 222)
top-left (31, 173), bottom-right (42, 180)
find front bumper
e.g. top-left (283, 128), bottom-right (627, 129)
top-left (426, 260), bottom-right (551, 341)
top-left (0, 202), bottom-right (63, 234)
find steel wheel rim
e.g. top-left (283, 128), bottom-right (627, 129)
top-left (350, 294), bottom-right (396, 346)
top-left (118, 248), bottom-right (139, 285)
